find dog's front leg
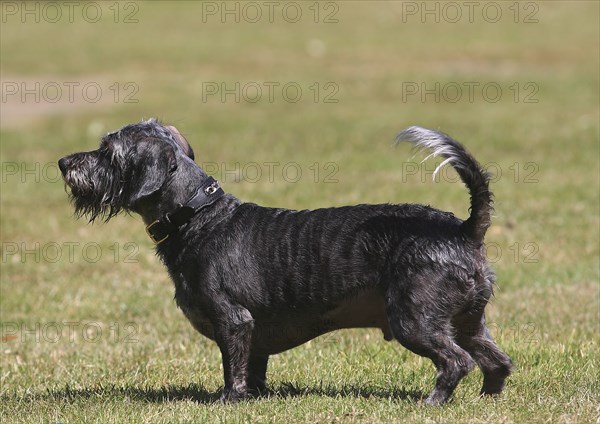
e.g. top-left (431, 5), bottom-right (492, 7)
top-left (214, 306), bottom-right (255, 403)
top-left (247, 355), bottom-right (269, 395)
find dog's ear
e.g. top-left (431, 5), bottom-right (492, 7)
top-left (126, 139), bottom-right (176, 207)
top-left (166, 125), bottom-right (195, 160)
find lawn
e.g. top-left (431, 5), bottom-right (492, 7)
top-left (1, 1), bottom-right (598, 423)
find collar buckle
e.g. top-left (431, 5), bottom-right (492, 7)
top-left (144, 177), bottom-right (224, 245)
top-left (146, 220), bottom-right (169, 245)
top-left (205, 182), bottom-right (219, 195)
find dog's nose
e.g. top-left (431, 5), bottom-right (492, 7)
top-left (58, 157), bottom-right (68, 175)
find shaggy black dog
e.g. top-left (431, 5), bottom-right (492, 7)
top-left (58, 120), bottom-right (512, 405)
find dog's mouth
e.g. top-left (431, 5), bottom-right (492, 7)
top-left (58, 158), bottom-right (75, 189)
top-left (62, 175), bottom-right (89, 199)
top-left (60, 170), bottom-right (121, 222)
top-left (58, 156), bottom-right (100, 198)
top-left (59, 164), bottom-right (94, 199)
top-left (62, 178), bottom-right (73, 195)
top-left (59, 166), bottom-right (76, 195)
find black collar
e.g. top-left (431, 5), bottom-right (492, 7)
top-left (145, 177), bottom-right (224, 244)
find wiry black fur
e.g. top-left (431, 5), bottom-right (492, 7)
top-left (59, 119), bottom-right (512, 405)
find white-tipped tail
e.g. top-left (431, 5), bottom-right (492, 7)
top-left (396, 126), bottom-right (493, 242)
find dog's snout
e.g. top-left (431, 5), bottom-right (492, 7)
top-left (58, 157), bottom-right (69, 175)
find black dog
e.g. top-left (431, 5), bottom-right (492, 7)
top-left (58, 119), bottom-right (512, 405)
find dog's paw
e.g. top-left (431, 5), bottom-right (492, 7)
top-left (247, 383), bottom-right (270, 398)
top-left (422, 392), bottom-right (449, 406)
top-left (219, 388), bottom-right (248, 404)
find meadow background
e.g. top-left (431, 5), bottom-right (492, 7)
top-left (1, 1), bottom-right (598, 422)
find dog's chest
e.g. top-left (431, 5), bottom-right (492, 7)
top-left (179, 305), bottom-right (215, 341)
top-left (172, 274), bottom-right (216, 340)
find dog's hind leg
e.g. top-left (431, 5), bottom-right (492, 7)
top-left (454, 313), bottom-right (513, 396)
top-left (385, 278), bottom-right (475, 406)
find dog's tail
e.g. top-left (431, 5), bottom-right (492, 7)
top-left (396, 126), bottom-right (492, 242)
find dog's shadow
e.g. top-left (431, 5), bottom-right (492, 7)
top-left (31, 382), bottom-right (423, 404)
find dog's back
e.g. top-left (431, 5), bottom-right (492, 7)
top-left (213, 202), bottom-right (470, 303)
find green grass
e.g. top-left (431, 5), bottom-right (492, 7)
top-left (1, 1), bottom-right (598, 422)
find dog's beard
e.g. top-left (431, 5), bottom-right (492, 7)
top-left (64, 166), bottom-right (125, 223)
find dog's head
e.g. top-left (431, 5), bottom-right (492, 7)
top-left (58, 119), bottom-right (198, 222)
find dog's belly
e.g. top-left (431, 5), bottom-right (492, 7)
top-left (251, 289), bottom-right (393, 355)
top-left (323, 288), bottom-right (392, 336)
top-left (179, 289), bottom-right (393, 355)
